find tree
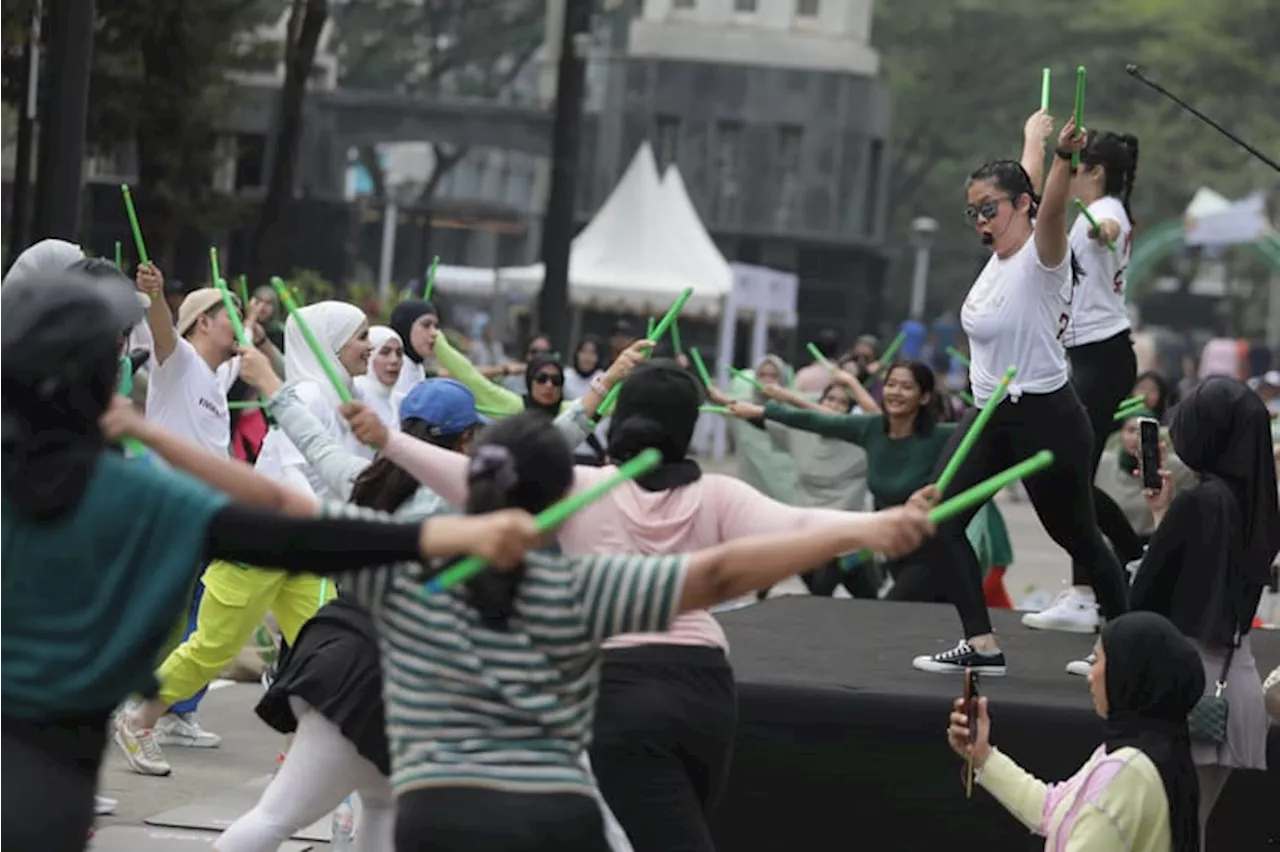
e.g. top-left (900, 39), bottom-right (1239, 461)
top-left (2, 0), bottom-right (272, 275)
top-left (247, 0), bottom-right (329, 286)
top-left (329, 0), bottom-right (544, 203)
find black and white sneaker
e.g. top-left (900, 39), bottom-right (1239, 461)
top-left (1065, 652), bottom-right (1095, 677)
top-left (912, 640), bottom-right (1007, 676)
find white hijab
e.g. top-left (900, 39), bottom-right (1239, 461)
top-left (283, 301), bottom-right (367, 408)
top-left (2, 239), bottom-right (84, 287)
top-left (257, 301), bottom-right (369, 495)
top-left (354, 325), bottom-right (402, 429)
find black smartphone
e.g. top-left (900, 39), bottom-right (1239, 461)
top-left (1138, 416), bottom-right (1162, 491)
top-left (963, 667), bottom-right (980, 797)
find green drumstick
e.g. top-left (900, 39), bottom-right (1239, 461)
top-left (957, 390), bottom-right (975, 407)
top-left (120, 184), bottom-right (150, 265)
top-left (228, 400), bottom-right (265, 410)
top-left (421, 448), bottom-right (663, 595)
top-left (599, 287), bottom-right (694, 416)
top-left (423, 255), bottom-right (439, 303)
top-left (271, 276), bottom-right (353, 404)
top-left (946, 346), bottom-right (971, 367)
top-left (1072, 66), bottom-right (1087, 169)
top-left (670, 321), bottom-right (683, 357)
top-left (646, 317), bottom-right (656, 339)
top-left (1073, 199), bottom-right (1116, 251)
top-left (1041, 67), bottom-right (1051, 110)
top-left (935, 365), bottom-right (1017, 497)
top-left (806, 342), bottom-right (835, 371)
top-left (699, 404), bottom-right (730, 415)
top-left (211, 249), bottom-right (250, 347)
top-left (238, 274), bottom-right (251, 316)
top-left (729, 366), bottom-right (767, 393)
top-left (870, 331), bottom-right (907, 383)
top-left (689, 347), bottom-right (714, 387)
top-left (930, 451), bottom-right (1055, 524)
top-left (114, 241), bottom-right (123, 268)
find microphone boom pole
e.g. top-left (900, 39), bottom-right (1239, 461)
top-left (1125, 63), bottom-right (1280, 173)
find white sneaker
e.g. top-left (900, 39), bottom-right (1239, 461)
top-left (94, 794), bottom-right (118, 815)
top-left (113, 715), bottom-right (171, 776)
top-left (1021, 587), bottom-right (1099, 634)
top-left (155, 712), bottom-right (222, 748)
top-left (1066, 652), bottom-right (1096, 677)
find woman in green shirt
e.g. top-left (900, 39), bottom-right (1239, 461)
top-left (716, 360), bottom-right (1013, 603)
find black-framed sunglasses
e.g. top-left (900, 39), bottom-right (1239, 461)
top-left (963, 197), bottom-right (1011, 225)
top-left (532, 372), bottom-right (563, 387)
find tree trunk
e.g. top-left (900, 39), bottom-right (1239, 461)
top-left (248, 0), bottom-right (328, 286)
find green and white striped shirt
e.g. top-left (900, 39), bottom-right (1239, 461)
top-left (324, 502), bottom-right (688, 797)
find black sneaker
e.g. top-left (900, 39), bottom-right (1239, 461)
top-left (912, 640), bottom-right (1007, 676)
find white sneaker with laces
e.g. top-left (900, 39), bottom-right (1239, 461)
top-left (112, 715), bottom-right (171, 776)
top-left (1021, 587), bottom-right (1099, 634)
top-left (154, 712), bottom-right (222, 748)
top-left (1066, 652), bottom-right (1096, 677)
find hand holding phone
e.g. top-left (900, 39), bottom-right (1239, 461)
top-left (1137, 417), bottom-right (1163, 492)
top-left (963, 668), bottom-right (980, 798)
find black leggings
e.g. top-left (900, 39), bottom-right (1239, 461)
top-left (1, 717), bottom-right (107, 852)
top-left (394, 787), bottom-right (607, 852)
top-left (1069, 331), bottom-right (1145, 572)
top-left (757, 559), bottom-right (880, 600)
top-left (915, 384), bottom-right (1129, 638)
top-left (590, 645), bottom-right (737, 852)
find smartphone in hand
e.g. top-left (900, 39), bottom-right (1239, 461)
top-left (964, 667), bottom-right (981, 798)
top-left (1138, 417), bottom-right (1162, 491)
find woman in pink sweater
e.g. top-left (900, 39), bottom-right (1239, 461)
top-left (344, 360), bottom-right (925, 852)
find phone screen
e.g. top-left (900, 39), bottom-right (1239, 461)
top-left (963, 667), bottom-right (980, 797)
top-left (1138, 417), bottom-right (1162, 491)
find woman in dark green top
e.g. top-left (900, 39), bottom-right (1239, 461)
top-left (716, 361), bottom-right (1011, 603)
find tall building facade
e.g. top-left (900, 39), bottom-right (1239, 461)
top-left (587, 0), bottom-right (892, 342)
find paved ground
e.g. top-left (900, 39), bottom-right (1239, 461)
top-left (95, 487), bottom-right (1278, 843)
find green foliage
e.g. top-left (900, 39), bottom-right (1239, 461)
top-left (873, 0), bottom-right (1280, 313)
top-left (283, 267), bottom-right (337, 305)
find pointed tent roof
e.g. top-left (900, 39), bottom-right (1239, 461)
top-left (498, 142), bottom-right (730, 315)
top-left (659, 164), bottom-right (732, 288)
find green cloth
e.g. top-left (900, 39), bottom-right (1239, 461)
top-left (432, 332), bottom-right (573, 418)
top-left (966, 502), bottom-right (1013, 575)
top-left (731, 358), bottom-right (798, 506)
top-left (2, 453), bottom-right (228, 718)
top-left (763, 403), bottom-right (957, 509)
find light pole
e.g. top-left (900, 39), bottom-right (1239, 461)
top-left (908, 216), bottom-right (938, 320)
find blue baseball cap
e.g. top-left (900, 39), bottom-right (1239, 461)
top-left (399, 377), bottom-right (487, 437)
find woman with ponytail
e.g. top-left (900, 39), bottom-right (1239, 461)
top-left (1021, 128), bottom-right (1149, 642)
top-left (344, 360), bottom-right (938, 852)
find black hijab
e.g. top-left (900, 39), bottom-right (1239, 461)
top-left (523, 354), bottom-right (564, 418)
top-left (389, 300), bottom-right (436, 364)
top-left (2, 271), bottom-right (140, 521)
top-left (1100, 612), bottom-right (1204, 852)
top-left (1171, 377), bottom-right (1280, 626)
top-left (607, 360), bottom-right (703, 491)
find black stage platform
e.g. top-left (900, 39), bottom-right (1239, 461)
top-left (710, 598), bottom-right (1279, 851)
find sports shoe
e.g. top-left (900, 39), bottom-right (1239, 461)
top-left (155, 712), bottom-right (222, 748)
top-left (1021, 587), bottom-right (1099, 634)
top-left (1066, 652), bottom-right (1096, 677)
top-left (912, 640), bottom-right (1008, 676)
top-left (113, 715), bottom-right (171, 776)
top-left (94, 795), bottom-right (118, 815)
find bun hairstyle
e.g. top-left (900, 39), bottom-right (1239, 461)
top-left (460, 413), bottom-right (574, 629)
top-left (1080, 130), bottom-right (1140, 223)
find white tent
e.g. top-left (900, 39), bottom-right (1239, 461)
top-left (498, 143), bottom-right (731, 316)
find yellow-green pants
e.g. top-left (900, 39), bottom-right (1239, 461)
top-left (155, 560), bottom-right (335, 707)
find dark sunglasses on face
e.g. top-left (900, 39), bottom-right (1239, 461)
top-left (533, 372), bottom-right (563, 388)
top-left (963, 197), bottom-right (1010, 225)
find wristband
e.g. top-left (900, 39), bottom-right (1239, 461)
top-left (1054, 147), bottom-right (1076, 161)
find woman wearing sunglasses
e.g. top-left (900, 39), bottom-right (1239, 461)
top-left (909, 114), bottom-right (1130, 679)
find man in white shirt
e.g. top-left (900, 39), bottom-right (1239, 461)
top-left (132, 265), bottom-right (273, 756)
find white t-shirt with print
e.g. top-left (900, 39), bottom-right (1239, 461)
top-left (961, 234), bottom-right (1073, 406)
top-left (1065, 195), bottom-right (1132, 348)
top-left (145, 338), bottom-right (240, 458)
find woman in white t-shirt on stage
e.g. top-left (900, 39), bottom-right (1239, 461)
top-left (1022, 129), bottom-right (1146, 638)
top-left (911, 117), bottom-right (1129, 677)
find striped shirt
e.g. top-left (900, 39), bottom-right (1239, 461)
top-left (323, 501), bottom-right (688, 797)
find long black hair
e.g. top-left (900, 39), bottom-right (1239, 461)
top-left (883, 360), bottom-right (940, 434)
top-left (1080, 130), bottom-right (1140, 223)
top-left (461, 413), bottom-right (574, 629)
top-left (348, 418), bottom-right (473, 512)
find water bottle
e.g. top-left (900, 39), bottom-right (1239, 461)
top-left (330, 795), bottom-right (356, 851)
